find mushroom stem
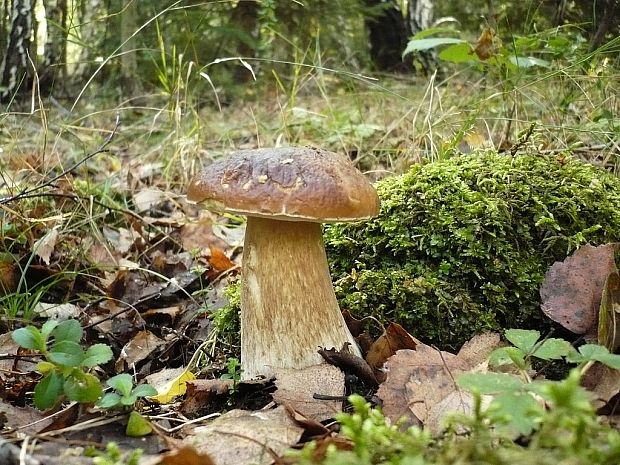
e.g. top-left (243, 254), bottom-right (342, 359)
top-left (240, 216), bottom-right (361, 379)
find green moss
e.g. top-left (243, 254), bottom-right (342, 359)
top-left (325, 152), bottom-right (620, 349)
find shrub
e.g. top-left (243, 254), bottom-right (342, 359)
top-left (325, 152), bottom-right (620, 348)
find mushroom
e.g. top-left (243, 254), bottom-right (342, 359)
top-left (187, 147), bottom-right (379, 379)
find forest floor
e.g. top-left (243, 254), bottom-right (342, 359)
top-left (0, 66), bottom-right (619, 464)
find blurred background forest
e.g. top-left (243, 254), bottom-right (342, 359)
top-left (1, 1), bottom-right (617, 101)
top-left (0, 0), bottom-right (619, 177)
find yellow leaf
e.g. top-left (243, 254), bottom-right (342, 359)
top-left (145, 366), bottom-right (196, 404)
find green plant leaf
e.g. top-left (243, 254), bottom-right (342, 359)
top-left (34, 372), bottom-right (64, 410)
top-left (132, 384), bottom-right (158, 398)
top-left (82, 344), bottom-right (113, 367)
top-left (509, 56), bottom-right (551, 68)
top-left (51, 319), bottom-right (83, 343)
top-left (97, 392), bottom-right (122, 409)
top-left (403, 38), bottom-right (465, 57)
top-left (121, 393), bottom-right (139, 406)
top-left (439, 42), bottom-right (476, 63)
top-left (48, 341), bottom-right (85, 366)
top-left (126, 411), bottom-right (152, 437)
top-left (578, 343), bottom-right (610, 359)
top-left (41, 320), bottom-right (59, 339)
top-left (458, 372), bottom-right (524, 394)
top-left (592, 353), bottom-right (620, 370)
top-left (36, 361), bottom-right (56, 374)
top-left (532, 338), bottom-right (572, 360)
top-left (106, 374), bottom-right (134, 397)
top-left (576, 344), bottom-right (620, 369)
top-left (491, 391), bottom-right (544, 436)
top-left (64, 372), bottom-right (103, 403)
top-left (489, 347), bottom-right (525, 368)
top-left (411, 26), bottom-right (461, 40)
top-left (12, 326), bottom-right (45, 351)
top-left (505, 329), bottom-right (540, 353)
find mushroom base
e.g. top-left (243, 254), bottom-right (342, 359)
top-left (241, 216), bottom-right (360, 380)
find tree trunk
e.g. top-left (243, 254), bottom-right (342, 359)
top-left (72, 0), bottom-right (107, 81)
top-left (228, 0), bottom-right (259, 83)
top-left (41, 0), bottom-right (67, 93)
top-left (589, 0), bottom-right (618, 51)
top-left (364, 0), bottom-right (412, 72)
top-left (120, 0), bottom-right (140, 96)
top-left (407, 0), bottom-right (437, 73)
top-left (0, 0), bottom-right (34, 102)
top-left (0, 0), bottom-right (9, 55)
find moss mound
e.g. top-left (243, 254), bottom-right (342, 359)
top-left (325, 152), bottom-right (620, 349)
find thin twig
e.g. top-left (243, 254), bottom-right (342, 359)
top-left (0, 114), bottom-right (121, 206)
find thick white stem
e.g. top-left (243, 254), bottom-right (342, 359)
top-left (240, 216), bottom-right (360, 380)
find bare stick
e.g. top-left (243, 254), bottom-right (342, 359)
top-left (0, 114), bottom-right (121, 206)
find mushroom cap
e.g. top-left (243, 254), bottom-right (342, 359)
top-left (187, 147), bottom-right (380, 222)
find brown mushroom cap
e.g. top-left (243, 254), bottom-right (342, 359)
top-left (187, 147), bottom-right (379, 222)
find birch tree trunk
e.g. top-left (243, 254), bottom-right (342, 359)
top-left (0, 0), bottom-right (34, 101)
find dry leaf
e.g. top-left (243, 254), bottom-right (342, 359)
top-left (377, 345), bottom-right (469, 427)
top-left (273, 364), bottom-right (344, 422)
top-left (183, 406), bottom-right (303, 465)
top-left (473, 26), bottom-right (501, 60)
top-left (133, 188), bottom-right (166, 212)
top-left (208, 246), bottom-right (235, 273)
top-left (157, 446), bottom-right (216, 465)
top-left (318, 346), bottom-right (378, 387)
top-left (180, 220), bottom-right (230, 254)
top-left (425, 390), bottom-right (479, 435)
top-left (0, 257), bottom-right (18, 294)
top-left (33, 302), bottom-right (80, 320)
top-left (284, 404), bottom-right (330, 437)
top-left (145, 366), bottom-right (196, 403)
top-left (179, 379), bottom-right (234, 415)
top-left (541, 244), bottom-right (618, 334)
top-left (366, 323), bottom-right (418, 381)
top-left (116, 330), bottom-right (164, 371)
top-left (33, 228), bottom-right (59, 265)
top-left (582, 362), bottom-right (620, 409)
top-left (457, 332), bottom-right (502, 367)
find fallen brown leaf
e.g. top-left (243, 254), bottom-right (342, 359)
top-left (273, 364), bottom-right (344, 422)
top-left (179, 379), bottom-right (234, 415)
top-left (377, 344), bottom-right (470, 427)
top-left (456, 332), bottom-right (502, 367)
top-left (366, 323), bottom-right (418, 382)
top-left (540, 243), bottom-right (618, 335)
top-left (582, 362), bottom-right (620, 409)
top-left (182, 406), bottom-right (303, 465)
top-left (115, 330), bottom-right (165, 371)
top-left (157, 446), bottom-right (216, 465)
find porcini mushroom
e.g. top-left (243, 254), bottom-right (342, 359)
top-left (187, 147), bottom-right (379, 379)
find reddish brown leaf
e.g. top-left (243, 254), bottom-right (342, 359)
top-left (158, 446), bottom-right (216, 465)
top-left (342, 310), bottom-right (364, 337)
top-left (208, 246), bottom-right (235, 273)
top-left (540, 244), bottom-right (618, 334)
top-left (38, 403), bottom-right (79, 433)
top-left (179, 379), bottom-right (234, 415)
top-left (473, 26), bottom-right (500, 60)
top-left (366, 323), bottom-right (418, 382)
top-left (284, 404), bottom-right (330, 437)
